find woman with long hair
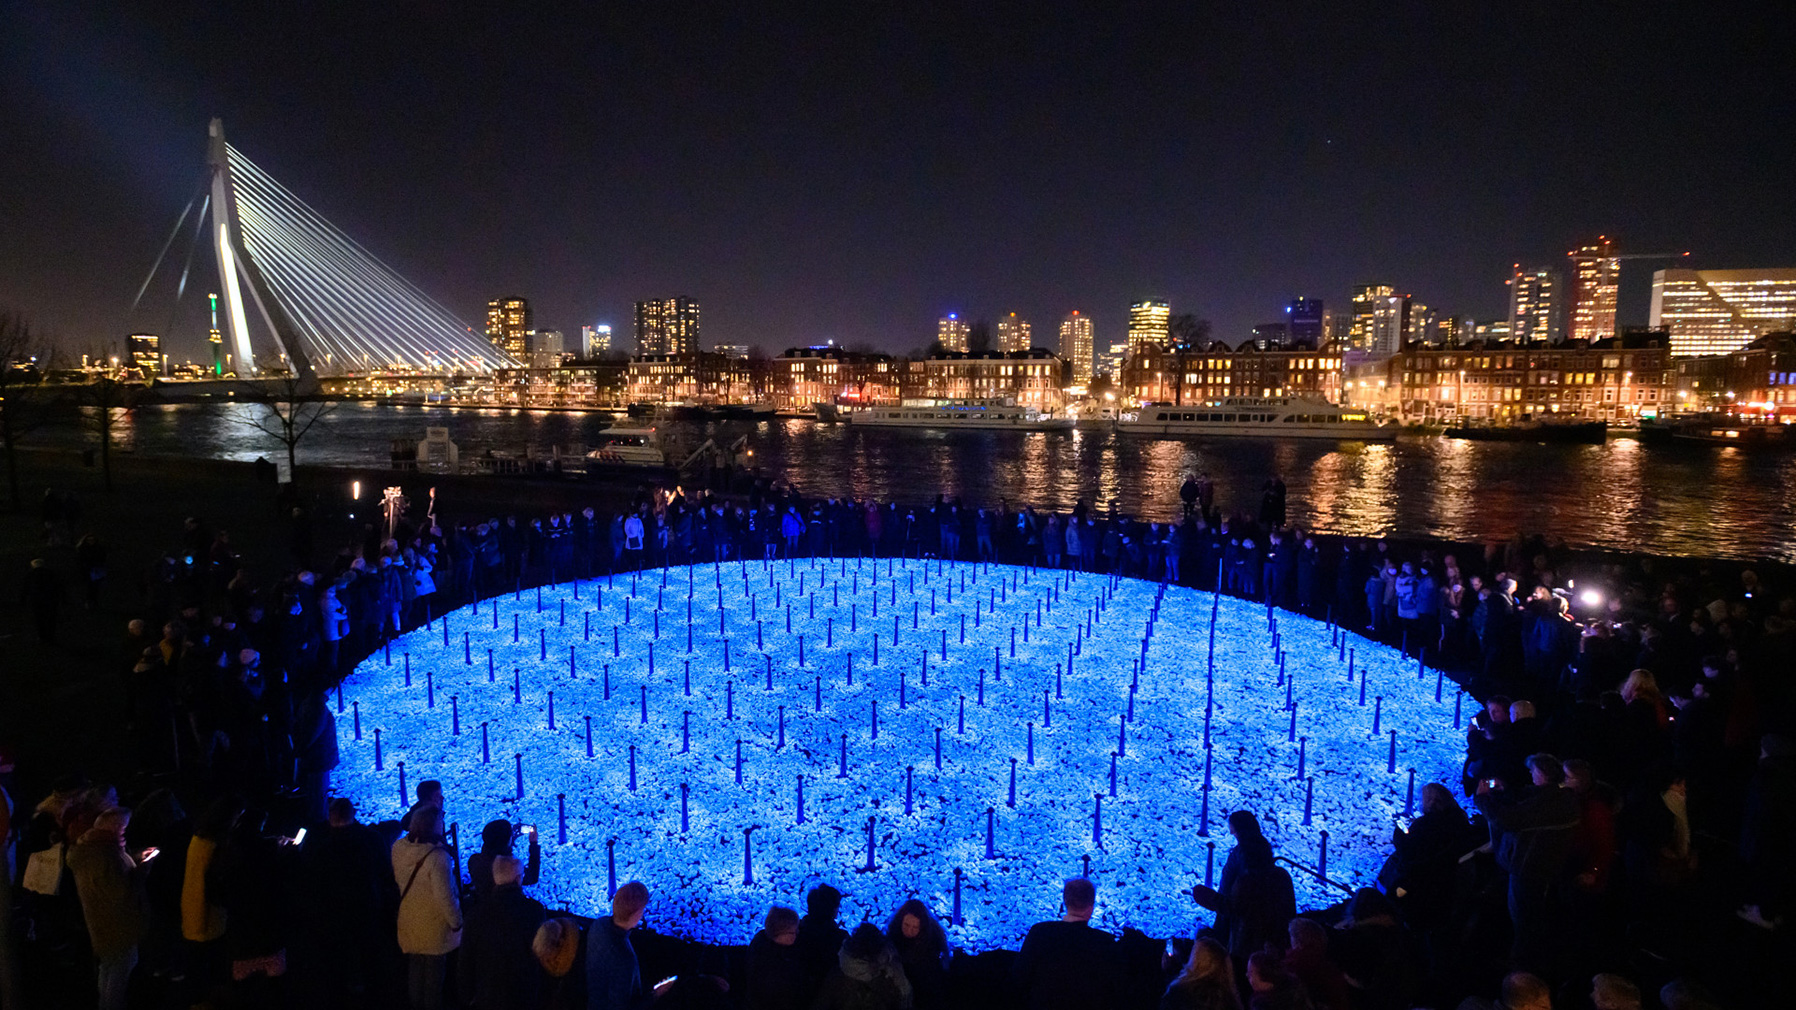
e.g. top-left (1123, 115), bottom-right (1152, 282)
top-left (1161, 936), bottom-right (1241, 1010)
top-left (884, 898), bottom-right (949, 1008)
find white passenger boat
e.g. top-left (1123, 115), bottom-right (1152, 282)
top-left (848, 398), bottom-right (1074, 431)
top-left (1117, 396), bottom-right (1394, 440)
top-left (584, 427), bottom-right (669, 467)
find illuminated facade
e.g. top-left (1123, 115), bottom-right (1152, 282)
top-left (1568, 238), bottom-right (1620, 342)
top-left (1127, 300), bottom-right (1170, 356)
top-left (996, 312), bottom-right (1033, 353)
top-left (1250, 323), bottom-right (1289, 350)
top-left (627, 351), bottom-right (756, 404)
top-left (1369, 294), bottom-right (1411, 355)
top-left (937, 314), bottom-right (969, 353)
top-left (1120, 343), bottom-right (1345, 406)
top-left (1343, 333), bottom-right (1673, 422)
top-left (490, 362), bottom-right (630, 407)
top-left (921, 349), bottom-right (1065, 409)
top-left (128, 333), bottom-right (163, 377)
top-left (1059, 311), bottom-right (1094, 386)
top-left (1350, 284), bottom-right (1395, 349)
top-left (486, 297), bottom-right (532, 359)
top-left (634, 297), bottom-right (701, 356)
top-left (582, 325), bottom-right (613, 358)
top-left (1650, 268), bottom-right (1796, 356)
top-left (772, 346), bottom-right (901, 411)
top-left (1674, 332), bottom-right (1796, 415)
top-left (1507, 266), bottom-right (1562, 344)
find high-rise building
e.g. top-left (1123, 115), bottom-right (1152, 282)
top-left (634, 297), bottom-right (701, 356)
top-left (996, 312), bottom-right (1033, 353)
top-left (1650, 268), bottom-right (1796, 356)
top-left (582, 324), bottom-right (613, 358)
top-left (713, 343), bottom-right (750, 359)
top-left (1507, 266), bottom-right (1562, 344)
top-left (128, 333), bottom-right (162, 376)
top-left (1436, 315), bottom-right (1463, 347)
top-left (937, 314), bottom-right (969, 353)
top-left (1569, 238), bottom-right (1621, 342)
top-left (1058, 311), bottom-right (1094, 386)
top-left (1286, 298), bottom-right (1324, 348)
top-left (1324, 313), bottom-right (1353, 346)
top-left (1369, 294), bottom-right (1412, 355)
top-left (1350, 285), bottom-right (1396, 349)
top-left (486, 297), bottom-right (532, 359)
top-left (1127, 300), bottom-right (1170, 356)
top-left (532, 330), bottom-right (564, 357)
top-left (1408, 304), bottom-right (1436, 346)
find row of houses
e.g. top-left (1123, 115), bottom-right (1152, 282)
top-left (448, 334), bottom-right (1796, 421)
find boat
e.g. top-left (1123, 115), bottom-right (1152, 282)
top-left (1116, 396), bottom-right (1394, 440)
top-left (1638, 414), bottom-right (1792, 449)
top-left (848, 398), bottom-right (1074, 430)
top-left (583, 427), bottom-right (670, 468)
top-left (1445, 416), bottom-right (1607, 444)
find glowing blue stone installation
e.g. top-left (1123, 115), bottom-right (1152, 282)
top-left (333, 560), bottom-right (1462, 950)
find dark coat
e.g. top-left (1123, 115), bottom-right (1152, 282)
top-left (745, 930), bottom-right (810, 1010)
top-left (1011, 919), bottom-right (1118, 1010)
top-left (457, 882), bottom-right (546, 1009)
top-left (586, 917), bottom-right (647, 1010)
top-left (1209, 836), bottom-right (1296, 960)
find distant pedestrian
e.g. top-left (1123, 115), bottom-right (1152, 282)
top-left (23, 558), bottom-right (65, 644)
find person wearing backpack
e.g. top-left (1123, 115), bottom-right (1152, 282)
top-left (393, 806), bottom-right (462, 1010)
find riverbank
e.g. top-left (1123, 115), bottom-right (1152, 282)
top-left (5, 442), bottom-right (1793, 802)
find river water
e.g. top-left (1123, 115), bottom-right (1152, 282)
top-left (46, 402), bottom-right (1796, 563)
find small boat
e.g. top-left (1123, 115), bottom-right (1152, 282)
top-left (1116, 396), bottom-right (1393, 440)
top-left (584, 427), bottom-right (669, 468)
top-left (1445, 417), bottom-right (1607, 444)
top-left (849, 398), bottom-right (1074, 430)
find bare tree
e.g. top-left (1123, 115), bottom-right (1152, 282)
top-left (71, 344), bottom-right (147, 493)
top-left (1168, 314), bottom-right (1212, 350)
top-left (966, 321), bottom-right (993, 354)
top-left (227, 371), bottom-right (334, 480)
top-left (0, 309), bottom-right (51, 511)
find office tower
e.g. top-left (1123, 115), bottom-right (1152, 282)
top-left (127, 333), bottom-right (162, 376)
top-left (1437, 315), bottom-right (1463, 347)
top-left (634, 297), bottom-right (701, 355)
top-left (1370, 294), bottom-right (1412, 355)
top-left (1568, 237), bottom-right (1621, 342)
top-left (486, 296), bottom-right (532, 359)
top-left (1650, 268), bottom-right (1796, 356)
top-left (1324, 313), bottom-right (1353, 346)
top-left (1250, 323), bottom-right (1289, 350)
top-left (1127, 300), bottom-right (1170, 355)
top-left (1059, 311), bottom-right (1094, 385)
top-left (1350, 285), bottom-right (1395, 348)
top-left (1286, 297), bottom-right (1324, 348)
top-left (1507, 266), bottom-right (1562, 344)
top-left (713, 343), bottom-right (750, 359)
top-left (582, 324), bottom-right (613, 357)
top-left (937, 314), bottom-right (969, 353)
top-left (996, 312), bottom-right (1033, 353)
top-left (1408, 303), bottom-right (1436, 345)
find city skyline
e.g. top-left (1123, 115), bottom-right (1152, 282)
top-left (2, 6), bottom-right (1793, 365)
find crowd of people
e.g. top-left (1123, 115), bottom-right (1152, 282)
top-left (4, 470), bottom-right (1790, 1009)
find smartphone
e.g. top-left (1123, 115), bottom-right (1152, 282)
top-left (292, 827), bottom-right (307, 846)
top-left (521, 824), bottom-right (537, 837)
top-left (139, 846), bottom-right (160, 862)
top-left (1485, 778), bottom-right (1500, 789)
top-left (654, 976), bottom-right (679, 990)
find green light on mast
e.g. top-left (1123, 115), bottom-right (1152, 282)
top-left (208, 293), bottom-right (222, 375)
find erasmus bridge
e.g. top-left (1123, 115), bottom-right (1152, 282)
top-left (142, 119), bottom-right (518, 382)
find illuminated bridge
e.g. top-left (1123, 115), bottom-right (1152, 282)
top-left (160, 119), bottom-right (518, 380)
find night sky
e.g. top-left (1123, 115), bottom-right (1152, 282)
top-left (3, 2), bottom-right (1793, 364)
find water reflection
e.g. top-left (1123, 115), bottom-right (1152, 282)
top-left (30, 403), bottom-right (1796, 562)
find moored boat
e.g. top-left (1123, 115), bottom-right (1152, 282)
top-left (1116, 396), bottom-right (1393, 440)
top-left (848, 398), bottom-right (1074, 430)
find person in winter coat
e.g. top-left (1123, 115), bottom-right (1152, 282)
top-left (182, 796), bottom-right (242, 993)
top-left (467, 818), bottom-right (542, 904)
top-left (885, 899), bottom-right (948, 1009)
top-left (781, 507), bottom-right (805, 559)
top-left (795, 884), bottom-right (850, 997)
top-left (1739, 733), bottom-right (1796, 928)
top-left (1329, 890), bottom-right (1416, 1010)
top-left (1012, 876), bottom-right (1118, 1010)
top-left (745, 905), bottom-right (807, 1010)
top-left (1474, 753), bottom-right (1581, 970)
top-left (458, 855), bottom-right (546, 1009)
top-left (1193, 811), bottom-right (1295, 965)
top-left (302, 798), bottom-right (392, 1003)
top-left (535, 917), bottom-right (587, 1010)
top-left (1160, 936), bottom-right (1239, 1010)
top-left (1062, 520), bottom-right (1083, 571)
top-left (66, 806), bottom-right (151, 1010)
top-left (393, 807), bottom-right (462, 1010)
top-left (811, 922), bottom-right (913, 1010)
top-left (211, 810), bottom-right (299, 993)
top-left (1244, 951), bottom-right (1311, 1010)
top-left (1380, 783), bottom-right (1482, 931)
top-left (587, 879), bottom-right (652, 1010)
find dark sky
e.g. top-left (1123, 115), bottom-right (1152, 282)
top-left (3, 2), bottom-right (1793, 364)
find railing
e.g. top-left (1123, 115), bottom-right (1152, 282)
top-left (1274, 855), bottom-right (1358, 897)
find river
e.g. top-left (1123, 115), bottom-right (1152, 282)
top-left (41, 402), bottom-right (1796, 563)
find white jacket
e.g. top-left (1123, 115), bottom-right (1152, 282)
top-left (392, 838), bottom-right (462, 955)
